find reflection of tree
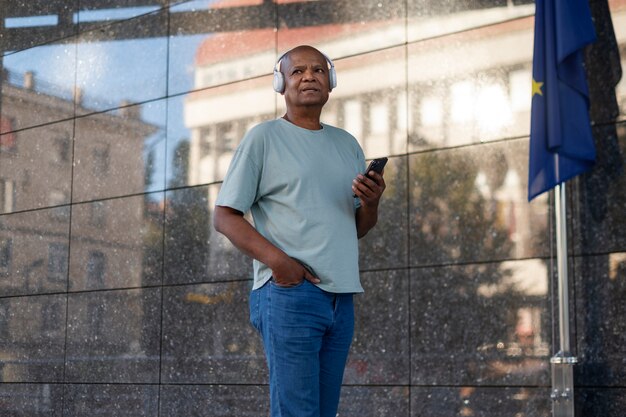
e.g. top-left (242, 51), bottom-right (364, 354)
top-left (164, 140), bottom-right (210, 283)
top-left (409, 149), bottom-right (549, 386)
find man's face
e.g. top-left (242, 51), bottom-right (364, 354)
top-left (281, 47), bottom-right (331, 110)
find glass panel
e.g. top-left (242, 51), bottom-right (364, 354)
top-left (0, 207), bottom-right (70, 297)
top-left (65, 288), bottom-right (161, 383)
top-left (0, 294), bottom-right (67, 382)
top-left (69, 194), bottom-right (163, 291)
top-left (73, 100), bottom-right (166, 202)
top-left (410, 260), bottom-right (551, 386)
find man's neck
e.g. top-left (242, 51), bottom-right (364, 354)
top-left (283, 110), bottom-right (322, 130)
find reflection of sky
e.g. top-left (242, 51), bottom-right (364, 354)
top-left (2, 30), bottom-right (205, 189)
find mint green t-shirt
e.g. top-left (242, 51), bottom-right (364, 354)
top-left (215, 118), bottom-right (366, 293)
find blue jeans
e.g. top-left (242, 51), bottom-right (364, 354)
top-left (250, 279), bottom-right (355, 417)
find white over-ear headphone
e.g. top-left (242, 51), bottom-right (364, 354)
top-left (272, 50), bottom-right (337, 93)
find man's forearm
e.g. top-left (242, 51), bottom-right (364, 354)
top-left (356, 204), bottom-right (378, 239)
top-left (213, 206), bottom-right (285, 268)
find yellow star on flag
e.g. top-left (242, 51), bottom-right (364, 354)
top-left (532, 78), bottom-right (544, 97)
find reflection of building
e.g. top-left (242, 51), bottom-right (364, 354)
top-left (184, 2), bottom-right (626, 398)
top-left (0, 69), bottom-right (156, 381)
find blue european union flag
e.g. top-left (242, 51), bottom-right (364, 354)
top-left (528, 0), bottom-right (597, 201)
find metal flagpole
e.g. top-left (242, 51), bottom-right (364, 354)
top-left (550, 180), bottom-right (578, 417)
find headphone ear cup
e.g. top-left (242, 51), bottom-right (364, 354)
top-left (329, 67), bottom-right (337, 90)
top-left (273, 70), bottom-right (285, 93)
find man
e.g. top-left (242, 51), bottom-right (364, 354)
top-left (213, 45), bottom-right (385, 417)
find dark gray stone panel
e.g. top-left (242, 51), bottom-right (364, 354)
top-left (359, 155), bottom-right (409, 271)
top-left (411, 386), bottom-right (551, 417)
top-left (75, 10), bottom-right (168, 115)
top-left (161, 281), bottom-right (266, 384)
top-left (63, 384), bottom-right (158, 417)
top-left (409, 139), bottom-right (550, 266)
top-left (574, 253), bottom-right (626, 387)
top-left (65, 288), bottom-right (161, 383)
top-left (339, 386), bottom-right (409, 417)
top-left (0, 383), bottom-right (64, 416)
top-left (572, 123), bottom-right (626, 256)
top-left (160, 384), bottom-right (268, 417)
top-left (72, 101), bottom-right (166, 202)
top-left (0, 121), bottom-right (73, 214)
top-left (575, 388), bottom-right (626, 417)
top-left (163, 184), bottom-right (252, 285)
top-left (69, 194), bottom-right (163, 291)
top-left (346, 269), bottom-right (410, 385)
top-left (410, 261), bottom-right (551, 386)
top-left (0, 207), bottom-right (70, 297)
top-left (0, 294), bottom-right (66, 382)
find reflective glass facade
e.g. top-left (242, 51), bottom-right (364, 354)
top-left (0, 0), bottom-right (625, 415)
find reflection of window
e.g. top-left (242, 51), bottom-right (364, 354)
top-left (47, 243), bottom-right (68, 282)
top-left (0, 238), bottom-right (12, 276)
top-left (199, 127), bottom-right (213, 159)
top-left (87, 251), bottom-right (107, 287)
top-left (450, 81), bottom-right (474, 123)
top-left (420, 96), bottom-right (444, 127)
top-left (89, 201), bottom-right (107, 227)
top-left (49, 191), bottom-right (70, 222)
top-left (0, 116), bottom-right (17, 152)
top-left (509, 69), bottom-right (532, 112)
top-left (54, 136), bottom-right (71, 163)
top-left (49, 190), bottom-right (68, 206)
top-left (217, 123), bottom-right (236, 154)
top-left (93, 145), bottom-right (110, 175)
top-left (343, 100), bottom-right (362, 139)
top-left (0, 303), bottom-right (9, 339)
top-left (370, 102), bottom-right (389, 135)
top-left (0, 179), bottom-right (15, 213)
top-left (41, 300), bottom-right (61, 332)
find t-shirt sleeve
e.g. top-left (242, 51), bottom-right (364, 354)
top-left (353, 140), bottom-right (367, 211)
top-left (215, 134), bottom-right (263, 214)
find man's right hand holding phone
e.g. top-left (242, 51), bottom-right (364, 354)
top-left (352, 157), bottom-right (387, 206)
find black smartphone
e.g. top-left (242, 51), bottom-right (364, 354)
top-left (365, 157), bottom-right (388, 175)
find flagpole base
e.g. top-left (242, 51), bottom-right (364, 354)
top-left (550, 352), bottom-right (577, 417)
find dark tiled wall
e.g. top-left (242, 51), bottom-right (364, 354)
top-left (0, 1), bottom-right (625, 416)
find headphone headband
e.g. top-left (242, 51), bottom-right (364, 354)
top-left (272, 49), bottom-right (337, 93)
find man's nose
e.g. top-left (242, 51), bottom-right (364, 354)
top-left (302, 68), bottom-right (316, 80)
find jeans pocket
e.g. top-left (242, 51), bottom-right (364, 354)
top-left (270, 278), bottom-right (306, 289)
